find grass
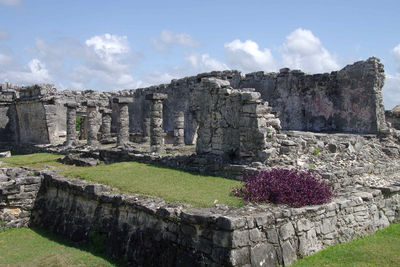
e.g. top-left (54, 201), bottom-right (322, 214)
top-left (292, 223), bottom-right (400, 267)
top-left (0, 227), bottom-right (120, 267)
top-left (1, 153), bottom-right (243, 208)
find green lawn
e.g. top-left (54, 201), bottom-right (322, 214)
top-left (0, 227), bottom-right (119, 267)
top-left (1, 153), bottom-right (243, 208)
top-left (292, 223), bottom-right (400, 267)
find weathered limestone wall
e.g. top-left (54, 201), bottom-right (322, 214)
top-left (191, 78), bottom-right (281, 161)
top-left (239, 57), bottom-right (386, 133)
top-left (385, 104), bottom-right (400, 130)
top-left (0, 167), bottom-right (43, 230)
top-left (14, 101), bottom-right (50, 144)
top-left (0, 168), bottom-right (397, 266)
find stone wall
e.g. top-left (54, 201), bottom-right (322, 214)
top-left (191, 78), bottom-right (281, 161)
top-left (0, 167), bottom-right (398, 266)
top-left (0, 167), bottom-right (42, 230)
top-left (239, 57), bottom-right (386, 133)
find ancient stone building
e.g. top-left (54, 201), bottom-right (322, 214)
top-left (0, 57), bottom-right (389, 147)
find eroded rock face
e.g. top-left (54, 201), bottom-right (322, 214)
top-left (191, 78), bottom-right (281, 161)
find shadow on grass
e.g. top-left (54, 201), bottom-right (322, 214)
top-left (30, 226), bottom-right (128, 267)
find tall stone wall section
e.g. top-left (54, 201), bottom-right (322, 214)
top-left (239, 57), bottom-right (386, 133)
top-left (191, 78), bottom-right (281, 161)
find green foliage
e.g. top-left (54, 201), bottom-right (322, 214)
top-left (0, 227), bottom-right (120, 266)
top-left (312, 147), bottom-right (320, 155)
top-left (292, 223), bottom-right (400, 267)
top-left (2, 153), bottom-right (243, 208)
top-left (76, 116), bottom-right (83, 132)
top-left (309, 164), bottom-right (316, 169)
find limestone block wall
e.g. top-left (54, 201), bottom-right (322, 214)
top-left (15, 101), bottom-right (50, 144)
top-left (3, 170), bottom-right (395, 266)
top-left (239, 57), bottom-right (386, 133)
top-left (0, 167), bottom-right (42, 230)
top-left (191, 78), bottom-right (281, 160)
top-left (0, 167), bottom-right (399, 266)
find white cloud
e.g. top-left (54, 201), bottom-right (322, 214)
top-left (282, 28), bottom-right (339, 73)
top-left (224, 39), bottom-right (276, 73)
top-left (26, 34), bottom-right (137, 90)
top-left (391, 44), bottom-right (400, 64)
top-left (0, 0), bottom-right (20, 6)
top-left (0, 53), bottom-right (12, 65)
top-left (153, 30), bottom-right (200, 51)
top-left (85, 33), bottom-right (130, 62)
top-left (0, 30), bottom-right (9, 41)
top-left (0, 58), bottom-right (52, 84)
top-left (186, 53), bottom-right (228, 72)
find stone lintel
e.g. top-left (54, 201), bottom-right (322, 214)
top-left (145, 93), bottom-right (168, 101)
top-left (113, 97), bottom-right (133, 104)
top-left (83, 100), bottom-right (97, 107)
top-left (64, 102), bottom-right (78, 108)
top-left (100, 108), bottom-right (112, 114)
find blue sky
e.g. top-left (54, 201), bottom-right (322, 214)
top-left (0, 0), bottom-right (400, 108)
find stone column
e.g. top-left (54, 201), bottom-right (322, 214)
top-left (113, 97), bottom-right (133, 147)
top-left (142, 117), bottom-right (150, 143)
top-left (173, 111), bottom-right (185, 146)
top-left (84, 101), bottom-right (99, 148)
top-left (100, 108), bottom-right (112, 143)
top-left (64, 103), bottom-right (78, 146)
top-left (145, 93), bottom-right (167, 153)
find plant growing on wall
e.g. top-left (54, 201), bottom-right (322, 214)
top-left (232, 168), bottom-right (333, 207)
top-left (76, 116), bottom-right (83, 132)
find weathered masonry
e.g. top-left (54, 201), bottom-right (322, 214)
top-left (0, 57), bottom-right (390, 147)
top-left (1, 168), bottom-right (399, 266)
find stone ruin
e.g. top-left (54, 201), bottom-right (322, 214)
top-left (1, 57), bottom-right (400, 266)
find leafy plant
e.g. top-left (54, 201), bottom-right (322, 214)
top-left (312, 147), bottom-right (320, 155)
top-left (232, 168), bottom-right (333, 207)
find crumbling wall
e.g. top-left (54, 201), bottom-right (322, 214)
top-left (239, 57), bottom-right (386, 133)
top-left (191, 78), bottom-right (281, 161)
top-left (0, 167), bottom-right (43, 230)
top-left (113, 71), bottom-right (243, 144)
top-left (385, 104), bottom-right (400, 130)
top-left (1, 168), bottom-right (397, 266)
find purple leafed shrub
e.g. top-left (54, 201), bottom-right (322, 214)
top-left (232, 168), bottom-right (333, 207)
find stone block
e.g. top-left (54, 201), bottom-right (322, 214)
top-left (112, 97), bottom-right (133, 104)
top-left (250, 243), bottom-right (277, 267)
top-left (145, 93), bottom-right (168, 101)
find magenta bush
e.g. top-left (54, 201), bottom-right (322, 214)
top-left (232, 168), bottom-right (333, 207)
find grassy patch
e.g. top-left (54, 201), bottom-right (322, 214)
top-left (0, 227), bottom-right (120, 266)
top-left (292, 223), bottom-right (400, 267)
top-left (2, 153), bottom-right (243, 208)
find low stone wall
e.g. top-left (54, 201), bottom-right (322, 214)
top-left (0, 167), bottom-right (399, 266)
top-left (0, 167), bottom-right (42, 230)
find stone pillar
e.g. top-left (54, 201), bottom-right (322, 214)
top-left (142, 117), bottom-right (150, 143)
top-left (145, 93), bottom-right (167, 153)
top-left (79, 116), bottom-right (87, 140)
top-left (84, 101), bottom-right (99, 148)
top-left (64, 103), bottom-right (78, 146)
top-left (173, 111), bottom-right (185, 146)
top-left (113, 97), bottom-right (133, 147)
top-left (99, 108), bottom-right (112, 143)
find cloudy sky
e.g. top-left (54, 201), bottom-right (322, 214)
top-left (0, 0), bottom-right (399, 108)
